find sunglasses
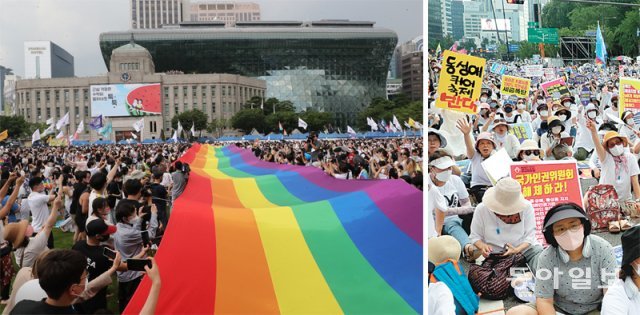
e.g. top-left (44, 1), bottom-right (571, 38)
top-left (523, 150), bottom-right (540, 156)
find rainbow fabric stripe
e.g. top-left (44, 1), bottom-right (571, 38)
top-left (125, 144), bottom-right (422, 314)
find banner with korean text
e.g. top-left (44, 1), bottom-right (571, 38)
top-left (511, 161), bottom-right (582, 245)
top-left (501, 75), bottom-right (531, 99)
top-left (435, 50), bottom-right (486, 114)
top-left (508, 123), bottom-right (533, 143)
top-left (540, 78), bottom-right (571, 100)
top-left (523, 65), bottom-right (543, 77)
top-left (619, 77), bottom-right (640, 112)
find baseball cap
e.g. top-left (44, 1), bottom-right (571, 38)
top-left (86, 219), bottom-right (117, 237)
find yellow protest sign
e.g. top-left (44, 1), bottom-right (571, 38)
top-left (435, 50), bottom-right (486, 114)
top-left (500, 75), bottom-right (531, 98)
top-left (620, 77), bottom-right (640, 113)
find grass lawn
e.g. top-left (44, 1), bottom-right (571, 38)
top-left (0, 227), bottom-right (120, 314)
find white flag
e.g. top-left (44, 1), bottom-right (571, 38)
top-left (133, 118), bottom-right (144, 132)
top-left (42, 124), bottom-right (55, 137)
top-left (171, 130), bottom-right (178, 141)
top-left (56, 112), bottom-right (69, 130)
top-left (414, 121), bottom-right (423, 129)
top-left (76, 121), bottom-right (84, 134)
top-left (191, 123), bottom-right (196, 136)
top-left (390, 123), bottom-right (398, 133)
top-left (347, 125), bottom-right (356, 135)
top-left (131, 133), bottom-right (138, 139)
top-left (298, 118), bottom-right (308, 129)
top-left (393, 115), bottom-right (402, 131)
top-left (46, 117), bottom-right (54, 125)
top-left (367, 117), bottom-right (378, 131)
top-left (31, 129), bottom-right (41, 144)
top-left (177, 121), bottom-right (183, 135)
top-left (404, 121), bottom-right (411, 129)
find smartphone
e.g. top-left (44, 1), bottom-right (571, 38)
top-left (489, 248), bottom-right (506, 257)
top-left (103, 247), bottom-right (116, 260)
top-left (127, 258), bottom-right (152, 271)
top-left (141, 231), bottom-right (151, 247)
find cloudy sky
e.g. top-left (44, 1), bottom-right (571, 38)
top-left (0, 0), bottom-right (422, 77)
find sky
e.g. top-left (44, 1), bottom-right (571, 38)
top-left (0, 0), bottom-right (423, 77)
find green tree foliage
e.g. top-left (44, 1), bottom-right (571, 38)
top-left (542, 1), bottom-right (577, 29)
top-left (265, 111), bottom-right (297, 134)
top-left (231, 109), bottom-right (266, 133)
top-left (356, 96), bottom-right (423, 131)
top-left (298, 108), bottom-right (333, 132)
top-left (171, 109), bottom-right (209, 132)
top-left (0, 115), bottom-right (31, 138)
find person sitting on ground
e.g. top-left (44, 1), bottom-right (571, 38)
top-left (506, 203), bottom-right (617, 315)
top-left (456, 119), bottom-right (496, 203)
top-left (427, 236), bottom-right (463, 315)
top-left (428, 129), bottom-right (461, 175)
top-left (482, 118), bottom-right (520, 159)
top-left (552, 143), bottom-right (575, 161)
top-left (601, 225), bottom-right (640, 315)
top-left (514, 139), bottom-right (543, 162)
top-left (541, 115), bottom-right (571, 160)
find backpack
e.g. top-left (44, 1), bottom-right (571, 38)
top-left (429, 260), bottom-right (480, 315)
top-left (583, 184), bottom-right (621, 231)
top-left (468, 252), bottom-right (526, 300)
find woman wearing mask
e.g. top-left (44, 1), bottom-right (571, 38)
top-left (514, 140), bottom-right (543, 162)
top-left (515, 98), bottom-right (532, 123)
top-left (601, 226), bottom-right (640, 314)
top-left (473, 103), bottom-right (492, 133)
top-left (603, 95), bottom-right (619, 123)
top-left (506, 203), bottom-right (616, 315)
top-left (456, 119), bottom-right (496, 203)
top-left (573, 103), bottom-right (601, 161)
top-left (619, 110), bottom-right (638, 144)
top-left (428, 129), bottom-right (461, 176)
top-left (428, 150), bottom-right (479, 262)
top-left (587, 121), bottom-right (640, 201)
top-left (469, 178), bottom-right (542, 269)
top-left (541, 116), bottom-right (570, 160)
top-left (501, 102), bottom-right (520, 124)
top-left (555, 106), bottom-right (573, 135)
top-left (482, 118), bottom-right (519, 159)
top-left (532, 103), bottom-right (550, 144)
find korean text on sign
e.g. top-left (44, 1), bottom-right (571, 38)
top-left (501, 75), bottom-right (531, 98)
top-left (620, 77), bottom-right (640, 112)
top-left (511, 161), bottom-right (583, 245)
top-left (435, 50), bottom-right (486, 114)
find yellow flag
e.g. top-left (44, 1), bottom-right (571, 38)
top-left (0, 130), bottom-right (7, 142)
top-left (408, 118), bottom-right (416, 128)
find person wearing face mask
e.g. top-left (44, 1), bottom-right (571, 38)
top-left (601, 225), bottom-right (640, 315)
top-left (428, 150), bottom-right (479, 262)
top-left (574, 103), bottom-right (602, 161)
top-left (555, 106), bottom-right (573, 136)
top-left (506, 203), bottom-right (616, 315)
top-left (501, 102), bottom-right (520, 123)
top-left (603, 95), bottom-right (619, 123)
top-left (469, 178), bottom-right (542, 271)
top-left (482, 119), bottom-right (519, 159)
top-left (541, 116), bottom-right (571, 160)
top-left (114, 201), bottom-right (157, 313)
top-left (473, 103), bottom-right (492, 133)
top-left (619, 110), bottom-right (638, 144)
top-left (515, 99), bottom-right (532, 123)
top-left (588, 120), bottom-right (640, 201)
top-left (479, 89), bottom-right (491, 104)
top-left (456, 119), bottom-right (496, 203)
top-left (514, 140), bottom-right (543, 162)
top-left (532, 103), bottom-right (550, 144)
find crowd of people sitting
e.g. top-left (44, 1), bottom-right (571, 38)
top-left (427, 55), bottom-right (640, 315)
top-left (0, 133), bottom-right (423, 314)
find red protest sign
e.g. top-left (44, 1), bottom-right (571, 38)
top-left (511, 161), bottom-right (582, 245)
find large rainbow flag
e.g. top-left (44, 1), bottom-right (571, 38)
top-left (125, 144), bottom-right (422, 314)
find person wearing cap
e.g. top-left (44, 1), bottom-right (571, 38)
top-left (456, 119), bottom-right (496, 203)
top-left (601, 225), bottom-right (640, 314)
top-left (482, 118), bottom-right (520, 159)
top-left (506, 203), bottom-right (616, 315)
top-left (427, 236), bottom-right (462, 315)
top-left (541, 115), bottom-right (571, 160)
top-left (618, 110), bottom-right (640, 146)
top-left (515, 139), bottom-right (544, 162)
top-left (501, 101), bottom-right (521, 124)
top-left (428, 150), bottom-right (479, 262)
top-left (587, 119), bottom-right (640, 201)
top-left (469, 177), bottom-right (542, 269)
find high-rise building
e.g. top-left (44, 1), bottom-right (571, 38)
top-left (131, 0), bottom-right (183, 29)
top-left (463, 1), bottom-right (483, 45)
top-left (183, 1), bottom-right (260, 27)
top-left (442, 0), bottom-right (453, 37)
top-left (451, 1), bottom-right (465, 40)
top-left (428, 0), bottom-right (443, 42)
top-left (2, 73), bottom-right (20, 115)
top-left (401, 51), bottom-right (422, 101)
top-left (24, 41), bottom-right (74, 79)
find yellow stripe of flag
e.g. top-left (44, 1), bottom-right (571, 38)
top-left (0, 130), bottom-right (8, 142)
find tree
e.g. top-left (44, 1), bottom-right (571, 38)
top-left (171, 109), bottom-right (208, 132)
top-left (243, 96), bottom-right (263, 110)
top-left (542, 0), bottom-right (577, 29)
top-left (298, 109), bottom-right (333, 132)
top-left (0, 115), bottom-right (30, 138)
top-left (613, 9), bottom-right (640, 56)
top-left (265, 111), bottom-right (297, 134)
top-left (231, 109), bottom-right (266, 133)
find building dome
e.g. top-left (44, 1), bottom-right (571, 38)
top-left (112, 43), bottom-right (150, 54)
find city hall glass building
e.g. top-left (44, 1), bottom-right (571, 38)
top-left (99, 20), bottom-right (397, 126)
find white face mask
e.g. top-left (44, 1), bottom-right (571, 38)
top-left (552, 126), bottom-right (562, 135)
top-left (435, 170), bottom-right (452, 182)
top-left (537, 100), bottom-right (546, 105)
top-left (587, 111), bottom-right (597, 119)
top-left (517, 104), bottom-right (525, 110)
top-left (558, 115), bottom-right (567, 122)
top-left (480, 97), bottom-right (488, 102)
top-left (540, 110), bottom-right (549, 117)
top-left (563, 102), bottom-right (571, 107)
top-left (524, 153), bottom-right (538, 161)
top-left (610, 144), bottom-right (624, 156)
top-left (627, 118), bottom-right (635, 126)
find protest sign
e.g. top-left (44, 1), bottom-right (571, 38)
top-left (619, 65), bottom-right (624, 78)
top-left (508, 123), bottom-right (533, 143)
top-left (435, 50), bottom-right (486, 114)
top-left (580, 86), bottom-right (591, 106)
top-left (501, 75), bottom-right (531, 99)
top-left (619, 77), bottom-right (640, 112)
top-left (48, 138), bottom-right (69, 147)
top-left (540, 78), bottom-right (571, 100)
top-left (511, 161), bottom-right (582, 245)
top-left (523, 65), bottom-right (543, 77)
top-left (543, 68), bottom-right (556, 80)
top-left (572, 75), bottom-right (588, 85)
top-left (481, 148), bottom-right (512, 185)
top-left (490, 63), bottom-right (507, 75)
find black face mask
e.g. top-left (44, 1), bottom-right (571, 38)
top-left (504, 107), bottom-right (514, 113)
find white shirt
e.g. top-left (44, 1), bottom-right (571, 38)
top-left (428, 185), bottom-right (447, 239)
top-left (428, 282), bottom-right (456, 315)
top-left (601, 278), bottom-right (640, 315)
top-left (14, 279), bottom-right (46, 306)
top-left (470, 153), bottom-right (493, 187)
top-left (27, 191), bottom-right (50, 233)
top-left (575, 114), bottom-right (599, 151)
top-left (494, 132), bottom-right (520, 159)
top-left (540, 131), bottom-right (570, 160)
top-left (599, 152), bottom-right (640, 201)
top-left (515, 110), bottom-right (532, 123)
top-left (469, 203), bottom-right (538, 251)
top-left (433, 175), bottom-right (469, 208)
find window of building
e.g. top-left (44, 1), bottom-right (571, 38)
top-left (74, 89), bottom-right (79, 101)
top-left (84, 106), bottom-right (89, 115)
top-left (64, 90), bottom-right (69, 102)
top-left (212, 102), bottom-right (216, 113)
top-left (45, 91), bottom-right (50, 101)
top-left (37, 108), bottom-right (41, 117)
top-left (83, 89), bottom-right (89, 101)
top-left (26, 92), bottom-right (30, 102)
top-left (164, 87), bottom-right (169, 98)
top-left (56, 108), bottom-right (60, 116)
top-left (75, 106), bottom-right (79, 118)
top-left (46, 108), bottom-right (50, 118)
top-left (36, 91), bottom-right (41, 102)
top-left (55, 90), bottom-right (60, 102)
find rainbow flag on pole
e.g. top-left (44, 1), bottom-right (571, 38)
top-left (595, 21), bottom-right (607, 66)
top-left (124, 144), bottom-right (422, 314)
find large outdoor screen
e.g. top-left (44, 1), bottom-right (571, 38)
top-left (90, 83), bottom-right (161, 117)
top-left (481, 18), bottom-right (511, 31)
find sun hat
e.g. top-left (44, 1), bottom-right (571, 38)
top-left (475, 132), bottom-right (497, 150)
top-left (517, 139), bottom-right (544, 158)
top-left (602, 131), bottom-right (629, 147)
top-left (428, 235), bottom-right (462, 265)
top-left (491, 119), bottom-right (510, 131)
top-left (429, 155), bottom-right (456, 170)
top-left (3, 220), bottom-right (32, 249)
top-left (554, 108), bottom-right (572, 120)
top-left (479, 103), bottom-right (491, 111)
top-left (621, 226), bottom-right (640, 267)
top-left (428, 129), bottom-right (448, 148)
top-left (547, 116), bottom-right (565, 132)
top-left (542, 206), bottom-right (587, 231)
top-left (482, 177), bottom-right (530, 215)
